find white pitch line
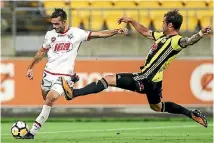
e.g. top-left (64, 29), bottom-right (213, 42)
top-left (2, 124), bottom-right (212, 136)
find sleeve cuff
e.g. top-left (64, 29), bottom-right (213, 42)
top-left (151, 31), bottom-right (156, 41)
top-left (42, 46), bottom-right (49, 51)
top-left (178, 38), bottom-right (187, 49)
top-left (87, 31), bottom-right (92, 41)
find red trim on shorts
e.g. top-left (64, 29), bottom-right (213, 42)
top-left (44, 70), bottom-right (72, 76)
top-left (87, 31), bottom-right (92, 41)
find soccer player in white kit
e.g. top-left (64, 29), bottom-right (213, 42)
top-left (23, 8), bottom-right (128, 139)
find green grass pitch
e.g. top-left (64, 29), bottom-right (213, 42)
top-left (1, 118), bottom-right (213, 143)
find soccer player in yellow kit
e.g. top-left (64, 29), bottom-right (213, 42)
top-left (62, 9), bottom-right (211, 128)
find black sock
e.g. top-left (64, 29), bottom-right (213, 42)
top-left (73, 78), bottom-right (108, 98)
top-left (162, 102), bottom-right (192, 118)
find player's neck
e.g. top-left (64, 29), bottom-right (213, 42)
top-left (166, 30), bottom-right (178, 36)
top-left (60, 25), bottom-right (69, 34)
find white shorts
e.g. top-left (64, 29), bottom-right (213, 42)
top-left (41, 70), bottom-right (72, 96)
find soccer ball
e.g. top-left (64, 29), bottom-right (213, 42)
top-left (11, 121), bottom-right (29, 139)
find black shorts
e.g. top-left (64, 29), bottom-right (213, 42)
top-left (116, 73), bottom-right (162, 104)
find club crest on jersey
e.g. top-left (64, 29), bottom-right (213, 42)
top-left (67, 33), bottom-right (73, 39)
top-left (152, 43), bottom-right (158, 50)
top-left (51, 37), bottom-right (56, 43)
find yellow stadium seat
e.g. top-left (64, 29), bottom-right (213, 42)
top-left (43, 1), bottom-right (68, 16)
top-left (197, 10), bottom-right (213, 27)
top-left (139, 11), bottom-right (151, 29)
top-left (206, 1), bottom-right (213, 8)
top-left (136, 1), bottom-right (161, 8)
top-left (70, 10), bottom-right (90, 29)
top-left (150, 10), bottom-right (168, 31)
top-left (69, 1), bottom-right (89, 8)
top-left (113, 1), bottom-right (137, 8)
top-left (179, 10), bottom-right (188, 31)
top-left (43, 1), bottom-right (66, 8)
top-left (160, 1), bottom-right (184, 8)
top-left (122, 10), bottom-right (139, 30)
top-left (183, 1), bottom-right (207, 8)
top-left (90, 1), bottom-right (113, 8)
top-left (90, 11), bottom-right (105, 31)
top-left (103, 10), bottom-right (126, 30)
top-left (179, 11), bottom-right (198, 32)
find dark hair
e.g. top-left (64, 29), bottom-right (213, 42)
top-left (51, 8), bottom-right (67, 21)
top-left (164, 9), bottom-right (183, 30)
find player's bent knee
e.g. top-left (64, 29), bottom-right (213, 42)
top-left (44, 90), bottom-right (60, 107)
top-left (149, 104), bottom-right (162, 112)
top-left (41, 90), bottom-right (49, 100)
top-left (104, 74), bottom-right (116, 86)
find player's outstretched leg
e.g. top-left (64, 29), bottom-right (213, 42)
top-left (22, 90), bottom-right (60, 139)
top-left (62, 73), bottom-right (137, 100)
top-left (62, 75), bottom-right (110, 100)
top-left (150, 102), bottom-right (208, 128)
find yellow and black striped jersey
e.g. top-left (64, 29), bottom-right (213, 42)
top-left (140, 31), bottom-right (185, 82)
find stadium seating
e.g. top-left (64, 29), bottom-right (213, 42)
top-left (113, 1), bottom-right (137, 8)
top-left (136, 1), bottom-right (161, 8)
top-left (183, 1), bottom-right (207, 8)
top-left (43, 1), bottom-right (68, 16)
top-left (139, 11), bottom-right (152, 29)
top-left (150, 10), bottom-right (168, 31)
top-left (90, 1), bottom-right (113, 8)
top-left (90, 10), bottom-right (105, 31)
top-left (40, 1), bottom-right (213, 32)
top-left (69, 1), bottom-right (89, 8)
top-left (160, 1), bottom-right (184, 8)
top-left (103, 10), bottom-right (126, 30)
top-left (197, 10), bottom-right (213, 27)
top-left (70, 9), bottom-right (90, 29)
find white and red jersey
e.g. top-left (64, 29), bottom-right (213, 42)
top-left (42, 27), bottom-right (91, 75)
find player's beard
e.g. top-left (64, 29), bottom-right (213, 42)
top-left (55, 27), bottom-right (63, 33)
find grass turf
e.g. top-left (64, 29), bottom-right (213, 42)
top-left (1, 118), bottom-right (213, 143)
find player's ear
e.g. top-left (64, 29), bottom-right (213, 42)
top-left (168, 23), bottom-right (173, 28)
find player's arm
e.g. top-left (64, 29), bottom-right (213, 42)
top-left (26, 48), bottom-right (47, 80)
top-left (90, 28), bottom-right (128, 39)
top-left (118, 16), bottom-right (153, 39)
top-left (28, 48), bottom-right (47, 69)
top-left (179, 26), bottom-right (212, 48)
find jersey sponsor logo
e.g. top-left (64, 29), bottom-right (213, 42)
top-left (54, 43), bottom-right (71, 52)
top-left (190, 63), bottom-right (213, 101)
top-left (152, 43), bottom-right (158, 50)
top-left (0, 63), bottom-right (15, 102)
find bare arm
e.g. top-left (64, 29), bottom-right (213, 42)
top-left (118, 16), bottom-right (153, 39)
top-left (90, 28), bottom-right (128, 39)
top-left (28, 47), bottom-right (47, 69)
top-left (179, 26), bottom-right (212, 48)
top-left (26, 48), bottom-right (47, 80)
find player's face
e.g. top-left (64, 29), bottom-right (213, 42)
top-left (51, 16), bottom-right (66, 33)
top-left (162, 17), bottom-right (168, 33)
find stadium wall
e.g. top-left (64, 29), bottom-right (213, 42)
top-left (1, 35), bottom-right (212, 57)
top-left (0, 58), bottom-right (213, 117)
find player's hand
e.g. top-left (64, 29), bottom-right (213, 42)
top-left (118, 16), bottom-right (132, 24)
top-left (118, 28), bottom-right (128, 35)
top-left (26, 69), bottom-right (33, 80)
top-left (201, 26), bottom-right (212, 35)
